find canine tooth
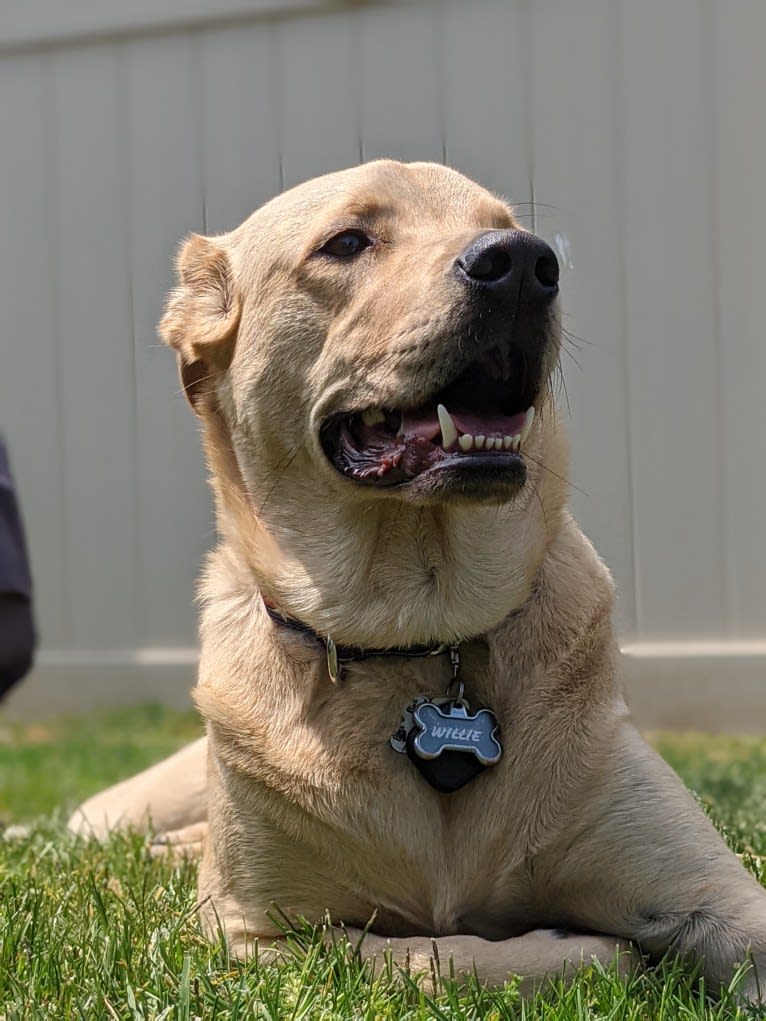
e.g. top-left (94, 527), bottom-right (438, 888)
top-left (458, 434), bottom-right (473, 451)
top-left (503, 435), bottom-right (513, 450)
top-left (520, 406), bottom-right (535, 445)
top-left (475, 435), bottom-right (486, 449)
top-left (511, 433), bottom-right (521, 451)
top-left (437, 403), bottom-right (458, 449)
top-left (362, 408), bottom-right (385, 427)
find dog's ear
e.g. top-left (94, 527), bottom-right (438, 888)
top-left (158, 234), bottom-right (241, 411)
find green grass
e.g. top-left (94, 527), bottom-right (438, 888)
top-left (0, 703), bottom-right (202, 821)
top-left (1, 706), bottom-right (765, 1019)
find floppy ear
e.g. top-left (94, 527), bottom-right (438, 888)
top-left (158, 234), bottom-right (241, 411)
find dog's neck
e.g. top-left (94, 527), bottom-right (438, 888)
top-left (201, 405), bottom-right (571, 649)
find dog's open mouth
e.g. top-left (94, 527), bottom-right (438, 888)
top-left (321, 349), bottom-right (541, 489)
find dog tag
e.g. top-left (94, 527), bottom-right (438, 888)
top-left (405, 700), bottom-right (502, 794)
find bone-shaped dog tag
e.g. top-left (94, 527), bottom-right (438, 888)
top-left (405, 701), bottom-right (502, 794)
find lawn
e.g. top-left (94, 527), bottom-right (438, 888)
top-left (1, 704), bottom-right (765, 1019)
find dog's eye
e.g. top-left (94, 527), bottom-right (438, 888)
top-left (318, 230), bottom-right (372, 259)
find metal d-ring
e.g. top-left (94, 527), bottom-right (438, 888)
top-left (326, 636), bottom-right (342, 685)
top-left (446, 644), bottom-right (465, 705)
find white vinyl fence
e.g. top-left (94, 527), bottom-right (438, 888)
top-left (1, 0), bottom-right (764, 729)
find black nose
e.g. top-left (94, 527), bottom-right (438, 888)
top-left (455, 229), bottom-right (559, 302)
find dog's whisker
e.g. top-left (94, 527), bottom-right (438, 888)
top-left (560, 346), bottom-right (583, 372)
top-left (561, 333), bottom-right (585, 354)
top-left (509, 201), bottom-right (561, 211)
top-left (561, 326), bottom-right (591, 347)
top-left (523, 450), bottom-right (587, 498)
top-left (529, 478), bottom-right (548, 527)
top-left (255, 442), bottom-right (307, 518)
top-left (173, 371), bottom-right (220, 400)
top-left (552, 359), bottom-right (572, 416)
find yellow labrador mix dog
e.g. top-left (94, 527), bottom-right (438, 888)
top-left (70, 161), bottom-right (766, 997)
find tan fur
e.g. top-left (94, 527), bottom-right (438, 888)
top-left (70, 161), bottom-right (766, 999)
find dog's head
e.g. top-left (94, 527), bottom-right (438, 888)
top-left (160, 161), bottom-right (569, 645)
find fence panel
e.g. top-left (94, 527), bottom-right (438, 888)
top-left (1, 0), bottom-right (764, 727)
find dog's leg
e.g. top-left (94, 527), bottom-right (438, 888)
top-left (68, 736), bottom-right (208, 839)
top-left (334, 926), bottom-right (638, 990)
top-left (537, 722), bottom-right (766, 1003)
top-left (218, 926), bottom-right (636, 990)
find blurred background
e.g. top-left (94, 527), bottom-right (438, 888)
top-left (0, 0), bottom-right (763, 730)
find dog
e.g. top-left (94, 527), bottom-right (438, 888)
top-left (70, 160), bottom-right (766, 997)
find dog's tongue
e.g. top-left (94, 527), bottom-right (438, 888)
top-left (401, 408), bottom-right (526, 444)
top-left (400, 410), bottom-right (440, 443)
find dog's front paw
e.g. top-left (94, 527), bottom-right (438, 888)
top-left (148, 821), bottom-right (208, 861)
top-left (537, 929), bottom-right (641, 978)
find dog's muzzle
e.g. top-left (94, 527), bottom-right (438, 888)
top-left (320, 229), bottom-right (559, 499)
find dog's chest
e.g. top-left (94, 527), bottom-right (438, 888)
top-left (293, 653), bottom-right (537, 932)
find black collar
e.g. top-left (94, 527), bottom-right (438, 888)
top-left (262, 596), bottom-right (453, 684)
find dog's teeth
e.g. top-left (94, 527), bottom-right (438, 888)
top-left (475, 435), bottom-right (486, 450)
top-left (511, 433), bottom-right (521, 451)
top-left (458, 433), bottom-right (473, 451)
top-left (494, 437), bottom-right (503, 450)
top-left (362, 408), bottom-right (385, 427)
top-left (520, 406), bottom-right (535, 445)
top-left (503, 435), bottom-right (513, 450)
top-left (437, 403), bottom-right (458, 449)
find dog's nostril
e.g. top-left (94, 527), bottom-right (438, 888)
top-left (456, 229), bottom-right (559, 299)
top-left (463, 247), bottom-right (513, 283)
top-left (534, 253), bottom-right (559, 289)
